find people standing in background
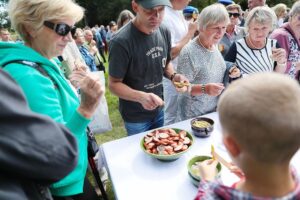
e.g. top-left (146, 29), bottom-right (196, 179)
top-left (117, 9), bottom-right (135, 30)
top-left (247, 0), bottom-right (266, 11)
top-left (240, 0), bottom-right (267, 26)
top-left (108, 0), bottom-right (189, 136)
top-left (0, 28), bottom-right (12, 42)
top-left (270, 1), bottom-right (300, 80)
top-left (183, 5), bottom-right (199, 22)
top-left (84, 29), bottom-right (105, 72)
top-left (106, 21), bottom-right (117, 47)
top-left (92, 27), bottom-right (107, 63)
top-left (73, 28), bottom-right (98, 72)
top-left (272, 3), bottom-right (288, 28)
top-left (100, 25), bottom-right (108, 54)
top-left (162, 0), bottom-right (197, 125)
top-left (219, 4), bottom-right (245, 57)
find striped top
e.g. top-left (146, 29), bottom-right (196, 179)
top-left (225, 37), bottom-right (280, 75)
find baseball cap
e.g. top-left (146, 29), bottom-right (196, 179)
top-left (218, 0), bottom-right (234, 6)
top-left (136, 0), bottom-right (172, 9)
top-left (183, 6), bottom-right (199, 14)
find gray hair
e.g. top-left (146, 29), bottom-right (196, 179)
top-left (198, 4), bottom-right (230, 30)
top-left (289, 1), bottom-right (300, 18)
top-left (244, 6), bottom-right (277, 33)
top-left (8, 0), bottom-right (84, 43)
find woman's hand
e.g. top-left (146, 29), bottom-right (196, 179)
top-left (229, 65), bottom-right (241, 78)
top-left (172, 74), bottom-right (190, 93)
top-left (198, 159), bottom-right (218, 181)
top-left (78, 74), bottom-right (104, 118)
top-left (272, 48), bottom-right (286, 65)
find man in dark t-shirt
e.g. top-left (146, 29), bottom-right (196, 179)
top-left (108, 0), bottom-right (189, 136)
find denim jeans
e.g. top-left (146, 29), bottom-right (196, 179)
top-left (124, 109), bottom-right (164, 136)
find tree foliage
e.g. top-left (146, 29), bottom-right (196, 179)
top-left (0, 0), bottom-right (9, 28)
top-left (75, 0), bottom-right (297, 27)
top-left (0, 0), bottom-right (297, 28)
top-left (76, 0), bottom-right (132, 27)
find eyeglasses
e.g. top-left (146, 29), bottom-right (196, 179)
top-left (43, 21), bottom-right (76, 36)
top-left (228, 13), bottom-right (240, 18)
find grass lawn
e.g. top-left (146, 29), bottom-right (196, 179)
top-left (94, 59), bottom-right (126, 200)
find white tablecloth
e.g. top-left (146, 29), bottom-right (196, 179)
top-left (100, 112), bottom-right (300, 200)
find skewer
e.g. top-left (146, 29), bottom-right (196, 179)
top-left (211, 145), bottom-right (232, 169)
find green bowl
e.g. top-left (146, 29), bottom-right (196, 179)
top-left (140, 128), bottom-right (194, 161)
top-left (188, 171), bottom-right (200, 187)
top-left (187, 155), bottom-right (222, 181)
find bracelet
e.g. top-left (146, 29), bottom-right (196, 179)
top-left (170, 72), bottom-right (177, 81)
top-left (201, 84), bottom-right (206, 94)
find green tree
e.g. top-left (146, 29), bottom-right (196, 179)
top-left (0, 0), bottom-right (10, 28)
top-left (76, 0), bottom-right (296, 27)
top-left (76, 0), bottom-right (132, 27)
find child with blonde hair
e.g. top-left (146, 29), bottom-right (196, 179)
top-left (195, 73), bottom-right (300, 199)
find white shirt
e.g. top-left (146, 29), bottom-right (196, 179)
top-left (162, 6), bottom-right (188, 70)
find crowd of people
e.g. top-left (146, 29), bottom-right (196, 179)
top-left (1, 0), bottom-right (300, 199)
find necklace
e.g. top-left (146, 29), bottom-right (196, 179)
top-left (198, 37), bottom-right (214, 52)
top-left (247, 36), bottom-right (266, 49)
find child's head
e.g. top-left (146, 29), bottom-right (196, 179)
top-left (218, 73), bottom-right (300, 164)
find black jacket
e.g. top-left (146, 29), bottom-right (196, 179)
top-left (0, 69), bottom-right (78, 199)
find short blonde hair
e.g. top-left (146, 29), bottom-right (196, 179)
top-left (8, 0), bottom-right (84, 43)
top-left (244, 6), bottom-right (277, 33)
top-left (218, 73), bottom-right (300, 163)
top-left (272, 3), bottom-right (287, 18)
top-left (198, 3), bottom-right (230, 30)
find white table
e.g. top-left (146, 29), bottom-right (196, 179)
top-left (100, 112), bottom-right (300, 200)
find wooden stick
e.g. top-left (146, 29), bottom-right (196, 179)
top-left (211, 145), bottom-right (232, 169)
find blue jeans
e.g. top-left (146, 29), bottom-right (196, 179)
top-left (124, 109), bottom-right (164, 136)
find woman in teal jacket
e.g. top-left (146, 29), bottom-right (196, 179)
top-left (0, 0), bottom-right (103, 199)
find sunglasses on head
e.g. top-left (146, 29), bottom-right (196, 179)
top-left (228, 12), bottom-right (240, 18)
top-left (43, 21), bottom-right (76, 36)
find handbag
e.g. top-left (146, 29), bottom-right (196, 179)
top-left (88, 71), bottom-right (112, 134)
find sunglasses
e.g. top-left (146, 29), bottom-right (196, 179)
top-left (43, 21), bottom-right (76, 36)
top-left (228, 13), bottom-right (240, 18)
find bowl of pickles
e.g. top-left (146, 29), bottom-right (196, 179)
top-left (190, 117), bottom-right (214, 137)
top-left (187, 155), bottom-right (222, 187)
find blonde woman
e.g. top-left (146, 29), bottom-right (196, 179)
top-left (0, 0), bottom-right (103, 199)
top-left (272, 3), bottom-right (288, 27)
